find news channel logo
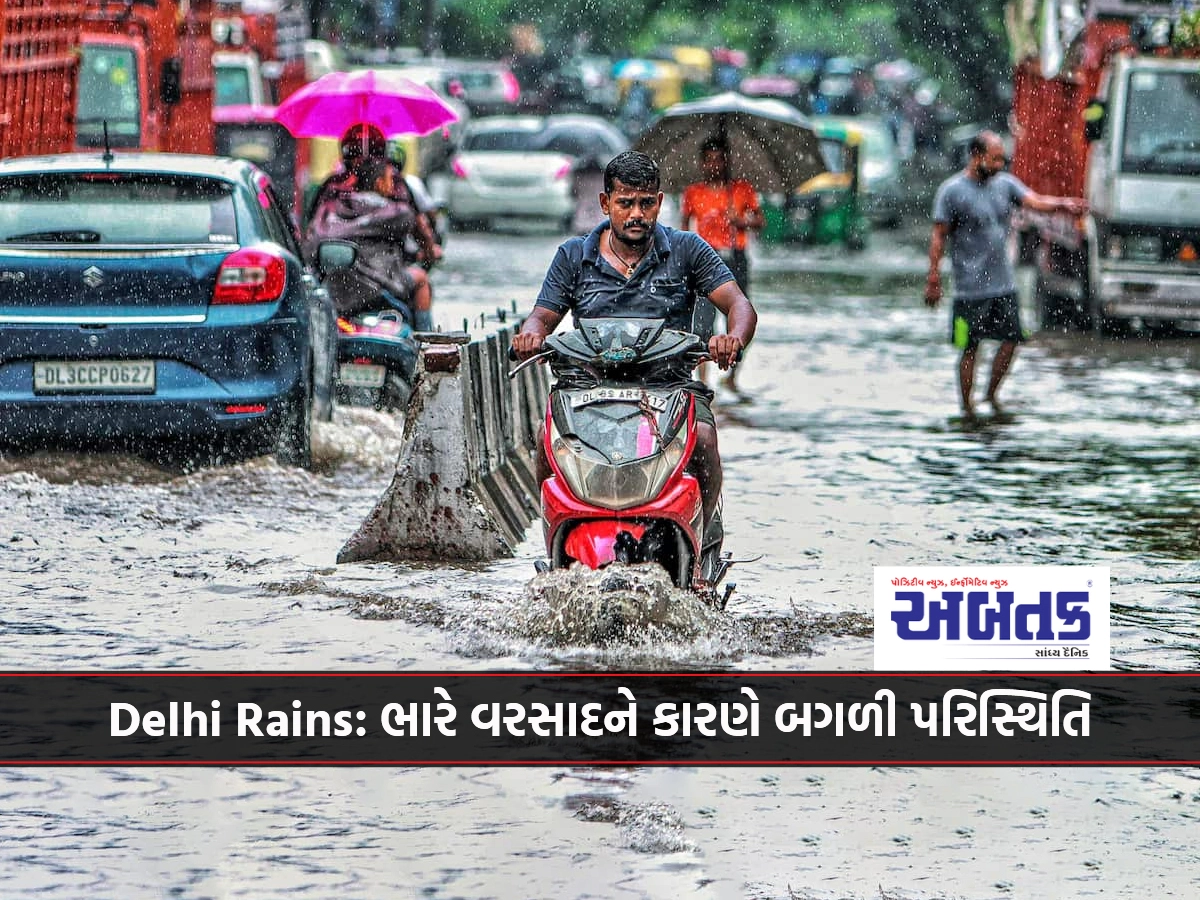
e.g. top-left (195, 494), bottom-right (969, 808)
top-left (873, 566), bottom-right (1110, 670)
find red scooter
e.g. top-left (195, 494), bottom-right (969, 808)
top-left (512, 317), bottom-right (736, 606)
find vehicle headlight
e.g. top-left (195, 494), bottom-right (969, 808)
top-left (1126, 235), bottom-right (1162, 262)
top-left (551, 427), bottom-right (686, 510)
top-left (1110, 234), bottom-right (1161, 261)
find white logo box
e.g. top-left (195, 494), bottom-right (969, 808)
top-left (873, 566), bottom-right (1111, 671)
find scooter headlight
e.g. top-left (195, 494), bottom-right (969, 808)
top-left (551, 427), bottom-right (686, 511)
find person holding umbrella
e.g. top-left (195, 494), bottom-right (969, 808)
top-left (680, 135), bottom-right (764, 391)
top-left (305, 155), bottom-right (433, 328)
top-left (305, 123), bottom-right (441, 331)
top-left (512, 150), bottom-right (757, 541)
top-left (274, 69), bottom-right (460, 331)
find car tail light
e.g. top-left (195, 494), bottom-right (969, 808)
top-left (501, 71), bottom-right (521, 104)
top-left (554, 161), bottom-right (573, 180)
top-left (212, 247), bottom-right (286, 304)
top-left (225, 403), bottom-right (266, 415)
top-left (451, 158), bottom-right (469, 179)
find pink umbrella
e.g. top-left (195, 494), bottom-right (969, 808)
top-left (273, 69), bottom-right (460, 139)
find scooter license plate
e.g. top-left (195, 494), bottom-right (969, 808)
top-left (338, 363), bottom-right (387, 388)
top-left (570, 388), bottom-right (667, 410)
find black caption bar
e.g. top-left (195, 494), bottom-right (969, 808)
top-left (0, 674), bottom-right (1197, 765)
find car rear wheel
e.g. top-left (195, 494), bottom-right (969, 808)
top-left (274, 383), bottom-right (313, 469)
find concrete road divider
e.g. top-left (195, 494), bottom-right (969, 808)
top-left (338, 326), bottom-right (550, 563)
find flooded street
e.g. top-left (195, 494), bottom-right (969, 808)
top-left (3, 228), bottom-right (1199, 897)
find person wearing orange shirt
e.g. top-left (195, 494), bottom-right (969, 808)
top-left (681, 136), bottom-right (764, 391)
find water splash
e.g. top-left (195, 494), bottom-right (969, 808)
top-left (335, 562), bottom-right (871, 667)
top-left (573, 798), bottom-right (697, 854)
top-left (506, 564), bottom-right (727, 646)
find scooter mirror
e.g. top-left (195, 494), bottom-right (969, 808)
top-left (317, 240), bottom-right (358, 275)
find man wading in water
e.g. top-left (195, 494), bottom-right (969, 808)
top-left (925, 130), bottom-right (1086, 421)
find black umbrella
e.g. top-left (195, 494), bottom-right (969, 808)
top-left (633, 91), bottom-right (826, 193)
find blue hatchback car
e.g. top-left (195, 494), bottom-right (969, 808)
top-left (0, 153), bottom-right (336, 467)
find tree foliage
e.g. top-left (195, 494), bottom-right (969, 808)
top-left (893, 0), bottom-right (1011, 122)
top-left (314, 0), bottom-right (1013, 119)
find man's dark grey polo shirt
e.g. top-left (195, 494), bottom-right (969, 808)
top-left (534, 222), bottom-right (735, 331)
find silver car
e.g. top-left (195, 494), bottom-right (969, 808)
top-left (444, 115), bottom-right (628, 232)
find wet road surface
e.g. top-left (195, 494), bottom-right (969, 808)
top-left (2, 227), bottom-right (1199, 897)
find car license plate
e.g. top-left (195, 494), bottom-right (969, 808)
top-left (33, 360), bottom-right (155, 394)
top-left (339, 362), bottom-right (387, 388)
top-left (570, 387), bottom-right (667, 410)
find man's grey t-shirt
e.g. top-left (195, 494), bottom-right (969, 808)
top-left (534, 222), bottom-right (734, 332)
top-left (932, 172), bottom-right (1030, 300)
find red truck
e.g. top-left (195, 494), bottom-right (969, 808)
top-left (1010, 1), bottom-right (1200, 332)
top-left (1, 0), bottom-right (221, 158)
top-left (0, 0), bottom-right (82, 158)
top-left (75, 0), bottom-right (215, 155)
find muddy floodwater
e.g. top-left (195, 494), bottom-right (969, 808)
top-left (3, 228), bottom-right (1199, 898)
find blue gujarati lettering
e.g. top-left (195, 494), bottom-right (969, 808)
top-left (891, 591), bottom-right (962, 639)
top-left (892, 590), bottom-right (1091, 640)
top-left (967, 590), bottom-right (1014, 640)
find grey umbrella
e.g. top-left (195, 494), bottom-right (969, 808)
top-left (632, 91), bottom-right (826, 194)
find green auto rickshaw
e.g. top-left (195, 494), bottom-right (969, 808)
top-left (761, 122), bottom-right (869, 251)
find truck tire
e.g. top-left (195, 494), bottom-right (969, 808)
top-left (1071, 296), bottom-right (1094, 332)
top-left (1035, 273), bottom-right (1073, 330)
top-left (1094, 310), bottom-right (1129, 338)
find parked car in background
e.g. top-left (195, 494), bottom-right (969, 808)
top-left (0, 154), bottom-right (336, 467)
top-left (813, 115), bottom-right (903, 227)
top-left (531, 114), bottom-right (628, 163)
top-left (440, 115), bottom-right (628, 232)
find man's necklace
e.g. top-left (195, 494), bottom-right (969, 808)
top-left (608, 231), bottom-right (648, 276)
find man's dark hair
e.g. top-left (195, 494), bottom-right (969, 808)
top-left (700, 135), bottom-right (729, 156)
top-left (604, 150), bottom-right (660, 193)
top-left (968, 132), bottom-right (990, 158)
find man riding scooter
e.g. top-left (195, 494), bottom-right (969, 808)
top-left (512, 151), bottom-right (757, 576)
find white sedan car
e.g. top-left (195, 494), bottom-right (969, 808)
top-left (442, 115), bottom-right (628, 232)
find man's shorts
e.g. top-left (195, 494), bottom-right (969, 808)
top-left (950, 293), bottom-right (1025, 350)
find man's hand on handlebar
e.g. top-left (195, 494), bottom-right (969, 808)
top-left (511, 331), bottom-right (547, 360)
top-left (708, 334), bottom-right (745, 370)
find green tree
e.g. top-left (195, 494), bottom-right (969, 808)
top-left (893, 0), bottom-right (1010, 121)
top-left (312, 0), bottom-right (1013, 120)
